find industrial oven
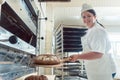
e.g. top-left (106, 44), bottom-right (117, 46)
top-left (0, 0), bottom-right (38, 79)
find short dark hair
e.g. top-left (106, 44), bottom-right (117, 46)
top-left (87, 9), bottom-right (96, 16)
top-left (86, 9), bottom-right (104, 28)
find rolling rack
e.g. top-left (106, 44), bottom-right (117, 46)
top-left (54, 24), bottom-right (88, 80)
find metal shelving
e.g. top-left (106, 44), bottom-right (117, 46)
top-left (0, 43), bottom-right (36, 80)
top-left (54, 24), bottom-right (87, 80)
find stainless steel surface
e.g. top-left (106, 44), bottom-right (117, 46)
top-left (1, 0), bottom-right (38, 80)
top-left (1, 0), bottom-right (38, 47)
top-left (0, 64), bottom-right (35, 80)
top-left (0, 43), bottom-right (36, 80)
top-left (5, 0), bottom-right (37, 35)
top-left (55, 75), bottom-right (87, 80)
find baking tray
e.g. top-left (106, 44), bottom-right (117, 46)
top-left (0, 64), bottom-right (35, 80)
top-left (32, 63), bottom-right (63, 68)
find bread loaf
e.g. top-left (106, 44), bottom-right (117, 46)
top-left (24, 75), bottom-right (48, 80)
top-left (33, 54), bottom-right (61, 65)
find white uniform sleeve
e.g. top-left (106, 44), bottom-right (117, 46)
top-left (87, 29), bottom-right (108, 54)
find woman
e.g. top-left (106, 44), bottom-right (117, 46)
top-left (69, 3), bottom-right (115, 80)
top-left (109, 53), bottom-right (117, 78)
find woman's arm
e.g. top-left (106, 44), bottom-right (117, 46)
top-left (70, 51), bottom-right (103, 62)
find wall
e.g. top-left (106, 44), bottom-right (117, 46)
top-left (44, 0), bottom-right (120, 76)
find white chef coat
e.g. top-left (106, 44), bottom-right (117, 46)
top-left (81, 22), bottom-right (113, 80)
top-left (109, 53), bottom-right (116, 74)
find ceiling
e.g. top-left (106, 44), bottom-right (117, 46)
top-left (46, 0), bottom-right (120, 28)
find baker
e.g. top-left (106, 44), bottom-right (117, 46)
top-left (69, 3), bottom-right (115, 80)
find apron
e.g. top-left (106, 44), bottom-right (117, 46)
top-left (81, 23), bottom-right (113, 80)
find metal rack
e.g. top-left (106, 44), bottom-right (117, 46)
top-left (0, 43), bottom-right (36, 80)
top-left (54, 24), bottom-right (87, 80)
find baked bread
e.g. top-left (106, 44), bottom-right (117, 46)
top-left (33, 54), bottom-right (61, 65)
top-left (24, 75), bottom-right (48, 80)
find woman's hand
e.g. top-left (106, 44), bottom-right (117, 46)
top-left (69, 54), bottom-right (79, 62)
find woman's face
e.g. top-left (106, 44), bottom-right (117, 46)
top-left (81, 11), bottom-right (96, 28)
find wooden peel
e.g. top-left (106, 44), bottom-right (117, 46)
top-left (60, 57), bottom-right (72, 63)
top-left (31, 54), bottom-right (72, 66)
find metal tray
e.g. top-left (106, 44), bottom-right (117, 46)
top-left (0, 64), bottom-right (35, 80)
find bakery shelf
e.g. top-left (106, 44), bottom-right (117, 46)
top-left (55, 75), bottom-right (87, 80)
top-left (54, 24), bottom-right (87, 80)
